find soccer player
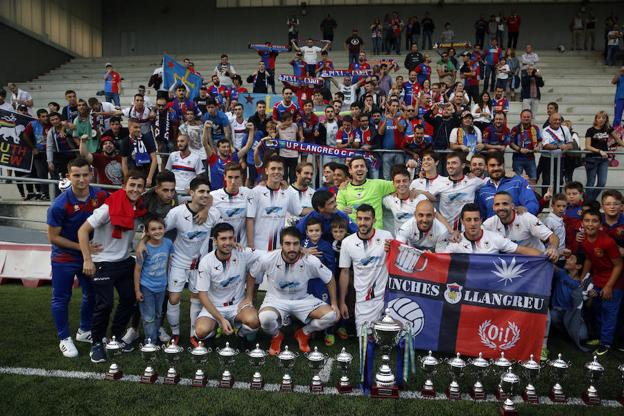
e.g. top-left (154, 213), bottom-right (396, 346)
top-left (409, 150), bottom-right (445, 201)
top-left (47, 158), bottom-right (108, 357)
top-left (252, 227), bottom-right (338, 354)
top-left (286, 162), bottom-right (315, 225)
top-left (396, 199), bottom-right (450, 252)
top-left (165, 135), bottom-right (205, 199)
top-left (210, 162), bottom-right (252, 246)
top-left (383, 166), bottom-right (428, 235)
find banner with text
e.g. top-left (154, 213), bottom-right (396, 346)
top-left (271, 138), bottom-right (379, 168)
top-left (0, 109), bottom-right (34, 173)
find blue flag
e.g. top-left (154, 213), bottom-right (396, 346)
top-left (162, 55), bottom-right (203, 99)
top-left (237, 93), bottom-right (298, 119)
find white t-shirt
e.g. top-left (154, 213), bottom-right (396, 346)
top-left (541, 212), bottom-right (565, 252)
top-left (339, 84), bottom-right (358, 106)
top-left (165, 204), bottom-right (220, 269)
top-left (179, 123), bottom-right (205, 159)
top-left (396, 217), bottom-right (450, 252)
top-left (339, 229), bottom-right (393, 303)
top-left (250, 250), bottom-right (333, 300)
top-left (496, 64), bottom-right (510, 80)
top-left (324, 120), bottom-right (339, 147)
top-left (437, 176), bottom-right (486, 229)
top-left (210, 187), bottom-right (251, 246)
top-left (483, 211), bottom-right (552, 251)
top-left (541, 125), bottom-right (571, 155)
top-left (122, 106), bottom-right (152, 134)
top-left (445, 229), bottom-right (518, 254)
top-left (214, 63), bottom-right (236, 86)
top-left (87, 204), bottom-right (137, 262)
top-left (165, 151), bottom-right (204, 193)
top-left (300, 46), bottom-right (322, 65)
top-left (409, 175), bottom-right (447, 210)
top-left (11, 89), bottom-right (33, 113)
top-left (382, 194), bottom-right (427, 236)
top-left (286, 185), bottom-right (315, 226)
top-left (0, 101), bottom-right (13, 111)
top-left (229, 117), bottom-right (247, 150)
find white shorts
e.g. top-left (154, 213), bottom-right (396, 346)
top-left (355, 298), bottom-right (385, 337)
top-left (260, 294), bottom-right (326, 324)
top-left (168, 266), bottom-right (198, 293)
top-left (198, 304), bottom-right (238, 323)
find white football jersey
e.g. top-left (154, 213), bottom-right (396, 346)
top-left (285, 185), bottom-right (315, 226)
top-left (409, 175), bottom-right (447, 210)
top-left (445, 229), bottom-right (518, 254)
top-left (483, 212), bottom-right (552, 251)
top-left (210, 187), bottom-right (251, 246)
top-left (437, 176), bottom-right (486, 230)
top-left (165, 204), bottom-right (220, 269)
top-left (165, 151), bottom-right (205, 192)
top-left (339, 229), bottom-right (393, 303)
top-left (229, 117), bottom-right (247, 150)
top-left (395, 217), bottom-right (450, 252)
top-left (250, 250), bottom-right (333, 300)
top-left (382, 194), bottom-right (427, 236)
top-left (247, 185), bottom-right (302, 250)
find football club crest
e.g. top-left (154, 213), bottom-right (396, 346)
top-left (444, 283), bottom-right (463, 304)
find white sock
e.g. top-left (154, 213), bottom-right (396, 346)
top-left (259, 309), bottom-right (280, 336)
top-left (190, 298), bottom-right (202, 337)
top-left (303, 311), bottom-right (337, 335)
top-left (167, 301), bottom-right (180, 336)
top-left (239, 323), bottom-right (259, 338)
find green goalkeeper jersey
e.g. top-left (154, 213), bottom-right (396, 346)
top-left (336, 179), bottom-right (395, 229)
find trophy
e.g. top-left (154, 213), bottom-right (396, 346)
top-left (445, 353), bottom-right (466, 400)
top-left (163, 340), bottom-right (184, 385)
top-left (547, 353), bottom-right (570, 403)
top-left (520, 354), bottom-right (541, 404)
top-left (371, 308), bottom-right (403, 399)
top-left (189, 341), bottom-right (211, 387)
top-left (500, 365), bottom-right (520, 416)
top-left (468, 352), bottom-right (489, 400)
top-left (491, 352), bottom-right (512, 400)
top-left (139, 338), bottom-right (160, 384)
top-left (277, 345), bottom-right (298, 392)
top-left (104, 336), bottom-right (123, 381)
top-left (419, 351), bottom-right (440, 397)
top-left (335, 347), bottom-right (353, 393)
top-left (582, 356), bottom-right (604, 405)
top-left (216, 342), bottom-right (239, 388)
top-left (247, 343), bottom-right (268, 390)
top-left (618, 364), bottom-right (624, 406)
top-left (305, 346), bottom-right (329, 393)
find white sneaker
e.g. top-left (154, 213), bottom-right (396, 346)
top-left (122, 327), bottom-right (139, 345)
top-left (75, 329), bottom-right (93, 344)
top-left (158, 326), bottom-right (171, 343)
top-left (59, 337), bottom-right (78, 358)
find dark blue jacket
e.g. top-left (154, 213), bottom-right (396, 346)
top-left (476, 175), bottom-right (539, 219)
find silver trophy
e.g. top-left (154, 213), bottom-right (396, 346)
top-left (491, 352), bottom-right (512, 400)
top-left (335, 347), bottom-right (353, 393)
top-left (419, 350), bottom-right (440, 397)
top-left (305, 346), bottom-right (329, 393)
top-left (139, 338), bottom-right (160, 384)
top-left (547, 353), bottom-right (570, 403)
top-left (618, 364), bottom-right (624, 406)
top-left (445, 353), bottom-right (466, 400)
top-left (104, 336), bottom-right (123, 381)
top-left (582, 355), bottom-right (604, 405)
top-left (520, 354), bottom-right (541, 404)
top-left (277, 345), bottom-right (298, 392)
top-left (247, 343), bottom-right (268, 390)
top-left (500, 365), bottom-right (520, 416)
top-left (216, 342), bottom-right (239, 388)
top-left (468, 352), bottom-right (489, 400)
top-left (371, 308), bottom-right (403, 398)
top-left (189, 341), bottom-right (211, 387)
top-left (163, 340), bottom-right (184, 385)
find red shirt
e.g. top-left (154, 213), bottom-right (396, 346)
top-left (582, 233), bottom-right (622, 288)
top-left (92, 153), bottom-right (123, 186)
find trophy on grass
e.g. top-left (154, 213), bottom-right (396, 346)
top-left (499, 365), bottom-right (520, 416)
top-left (371, 308), bottom-right (403, 399)
top-left (305, 346), bottom-right (329, 393)
top-left (139, 339), bottom-right (160, 384)
top-left (445, 353), bottom-right (466, 400)
top-left (520, 354), bottom-right (541, 404)
top-left (247, 343), bottom-right (268, 390)
top-left (189, 341), bottom-right (211, 387)
top-left (277, 345), bottom-right (298, 392)
top-left (163, 340), bottom-right (184, 385)
top-left (104, 336), bottom-right (123, 381)
top-left (336, 347), bottom-right (354, 393)
top-left (581, 356), bottom-right (604, 406)
top-left (547, 353), bottom-right (570, 403)
top-left (216, 342), bottom-right (239, 388)
top-left (419, 351), bottom-right (440, 397)
top-left (468, 352), bottom-right (489, 400)
top-left (491, 352), bottom-right (513, 400)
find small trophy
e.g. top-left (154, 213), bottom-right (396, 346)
top-left (139, 339), bottom-right (160, 384)
top-left (547, 353), bottom-right (570, 403)
top-left (335, 347), bottom-right (353, 394)
top-left (247, 343), bottom-right (268, 390)
top-left (520, 354), bottom-right (541, 404)
top-left (500, 365), bottom-right (520, 416)
top-left (104, 336), bottom-right (123, 381)
top-left (419, 351), bottom-right (440, 397)
top-left (468, 352), bottom-right (489, 400)
top-left (491, 352), bottom-right (512, 400)
top-left (189, 341), bottom-right (211, 387)
top-left (305, 346), bottom-right (329, 393)
top-left (618, 364), bottom-right (624, 406)
top-left (445, 353), bottom-right (466, 400)
top-left (277, 346), bottom-right (298, 392)
top-left (163, 340), bottom-right (184, 385)
top-left (216, 342), bottom-right (239, 388)
top-left (371, 309), bottom-right (403, 399)
top-left (582, 356), bottom-right (604, 406)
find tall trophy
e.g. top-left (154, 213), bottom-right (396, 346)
top-left (247, 343), bottom-right (268, 390)
top-left (419, 351), bottom-right (440, 397)
top-left (104, 336), bottom-right (123, 381)
top-left (520, 354), bottom-right (541, 404)
top-left (305, 346), bottom-right (329, 393)
top-left (547, 353), bottom-right (570, 403)
top-left (468, 352), bottom-right (489, 400)
top-left (335, 347), bottom-right (353, 393)
top-left (445, 353), bottom-right (466, 400)
top-left (582, 356), bottom-right (604, 405)
top-left (216, 342), bottom-right (239, 388)
top-left (500, 365), bottom-right (520, 416)
top-left (189, 341), bottom-right (211, 387)
top-left (139, 338), bottom-right (160, 384)
top-left (618, 364), bottom-right (624, 406)
top-left (277, 345), bottom-right (298, 392)
top-left (371, 308), bottom-right (403, 399)
top-left (163, 340), bottom-right (184, 385)
top-left (491, 352), bottom-right (512, 400)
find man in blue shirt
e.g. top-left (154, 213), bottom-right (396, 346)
top-left (46, 157), bottom-right (108, 358)
top-left (612, 67), bottom-right (624, 127)
top-left (201, 98), bottom-right (232, 146)
top-left (296, 190), bottom-right (357, 243)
